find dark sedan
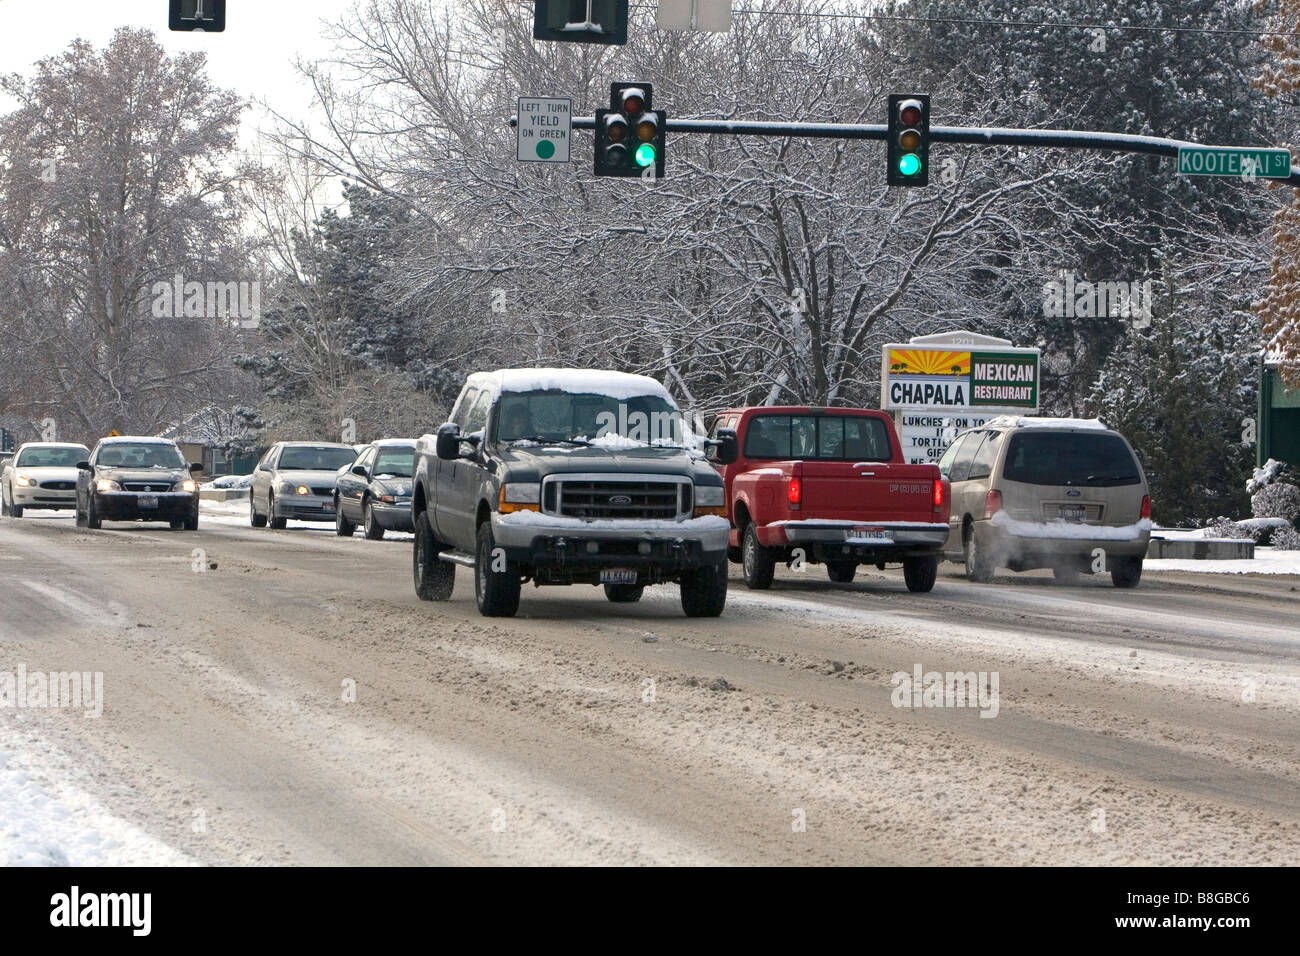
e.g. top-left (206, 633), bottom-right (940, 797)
top-left (334, 439), bottom-right (416, 539)
top-left (75, 437), bottom-right (202, 530)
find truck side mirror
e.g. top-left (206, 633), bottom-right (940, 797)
top-left (435, 423), bottom-right (462, 461)
top-left (712, 429), bottom-right (739, 465)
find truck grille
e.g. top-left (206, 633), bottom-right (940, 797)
top-left (546, 477), bottom-right (687, 520)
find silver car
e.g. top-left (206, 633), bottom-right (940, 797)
top-left (249, 441), bottom-right (358, 529)
top-left (1, 442), bottom-right (92, 517)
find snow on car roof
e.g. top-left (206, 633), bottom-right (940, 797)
top-left (99, 436), bottom-right (177, 444)
top-left (471, 368), bottom-right (673, 401)
top-left (983, 415), bottom-right (1109, 431)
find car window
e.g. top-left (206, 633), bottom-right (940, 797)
top-left (278, 446), bottom-right (357, 471)
top-left (1003, 431), bottom-right (1142, 487)
top-left (936, 435), bottom-right (965, 477)
top-left (465, 390), bottom-right (492, 433)
top-left (15, 446), bottom-right (89, 468)
top-left (743, 414), bottom-right (892, 461)
top-left (948, 432), bottom-right (985, 483)
top-left (452, 388), bottom-right (479, 430)
top-left (967, 430), bottom-right (1001, 481)
top-left (373, 448), bottom-right (414, 478)
top-left (355, 447), bottom-right (376, 472)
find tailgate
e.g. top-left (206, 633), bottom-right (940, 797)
top-left (799, 461), bottom-right (938, 523)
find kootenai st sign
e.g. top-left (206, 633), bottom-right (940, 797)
top-left (1177, 146), bottom-right (1291, 179)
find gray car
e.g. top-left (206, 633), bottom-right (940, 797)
top-left (333, 439), bottom-right (416, 539)
top-left (249, 441), bottom-right (358, 529)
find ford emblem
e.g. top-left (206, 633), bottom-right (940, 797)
top-left (609, 495), bottom-right (633, 506)
top-left (1066, 489), bottom-right (1081, 497)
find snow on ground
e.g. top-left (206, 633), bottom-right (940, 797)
top-left (0, 717), bottom-right (194, 866)
top-left (1147, 526), bottom-right (1300, 574)
top-left (199, 498), bottom-right (413, 538)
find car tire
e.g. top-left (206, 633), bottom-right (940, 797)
top-left (75, 498), bottom-right (86, 527)
top-left (475, 521), bottom-right (520, 617)
top-left (86, 495), bottom-right (101, 530)
top-left (681, 559), bottom-right (728, 618)
top-left (412, 511), bottom-right (454, 601)
top-left (268, 494), bottom-right (287, 530)
top-left (184, 510), bottom-right (199, 532)
top-left (826, 560), bottom-right (856, 583)
top-left (903, 555), bottom-right (939, 593)
top-left (363, 500), bottom-right (385, 540)
top-left (604, 582), bottom-right (645, 603)
top-left (335, 497), bottom-right (355, 537)
top-left (249, 492), bottom-right (267, 528)
top-left (963, 524), bottom-right (994, 582)
top-left (0, 489), bottom-right (9, 516)
top-left (741, 522), bottom-right (776, 590)
top-left (9, 503), bottom-right (21, 518)
top-left (170, 519), bottom-right (184, 530)
top-left (1111, 555), bottom-right (1143, 589)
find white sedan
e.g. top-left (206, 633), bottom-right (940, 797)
top-left (1, 442), bottom-right (92, 517)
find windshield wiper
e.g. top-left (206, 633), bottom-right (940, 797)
top-left (510, 436), bottom-right (592, 447)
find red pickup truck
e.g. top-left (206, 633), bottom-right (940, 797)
top-left (709, 406), bottom-right (951, 592)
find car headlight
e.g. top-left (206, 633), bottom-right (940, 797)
top-left (277, 480), bottom-right (296, 494)
top-left (95, 479), bottom-right (120, 492)
top-left (296, 485), bottom-right (310, 496)
top-left (499, 482), bottom-right (541, 514)
top-left (180, 479), bottom-right (198, 493)
top-left (694, 484), bottom-right (725, 508)
top-left (14, 475), bottom-right (34, 487)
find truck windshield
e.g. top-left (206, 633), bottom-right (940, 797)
top-left (743, 414), bottom-right (893, 461)
top-left (1002, 432), bottom-right (1141, 487)
top-left (496, 390), bottom-right (685, 446)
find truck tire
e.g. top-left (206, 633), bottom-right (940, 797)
top-left (963, 525), bottom-right (994, 582)
top-left (1111, 555), bottom-right (1143, 589)
top-left (826, 560), bottom-right (856, 583)
top-left (335, 498), bottom-right (355, 536)
top-left (604, 582), bottom-right (645, 603)
top-left (249, 493), bottom-right (266, 528)
top-left (475, 521), bottom-right (520, 617)
top-left (412, 511), bottom-right (454, 601)
top-left (903, 555), bottom-right (938, 593)
top-left (681, 559), bottom-right (728, 617)
top-left (741, 522), bottom-right (776, 590)
top-left (363, 500), bottom-right (385, 540)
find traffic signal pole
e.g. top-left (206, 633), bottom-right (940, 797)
top-left (509, 115), bottom-right (1300, 186)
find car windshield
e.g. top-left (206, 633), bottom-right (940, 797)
top-left (97, 442), bottom-right (185, 469)
top-left (496, 390), bottom-right (685, 446)
top-left (373, 448), bottom-right (414, 478)
top-left (16, 446), bottom-right (88, 468)
top-left (279, 446), bottom-right (358, 471)
top-left (1002, 432), bottom-right (1141, 487)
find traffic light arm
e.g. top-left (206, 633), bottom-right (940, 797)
top-left (508, 115), bottom-right (1300, 185)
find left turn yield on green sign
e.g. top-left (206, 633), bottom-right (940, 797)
top-left (517, 97), bottom-right (572, 163)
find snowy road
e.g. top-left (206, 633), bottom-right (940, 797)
top-left (1, 507), bottom-right (1298, 865)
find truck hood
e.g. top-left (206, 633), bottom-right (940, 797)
top-left (498, 444), bottom-right (714, 479)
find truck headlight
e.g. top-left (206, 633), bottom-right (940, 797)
top-left (96, 479), bottom-right (120, 492)
top-left (499, 482), bottom-right (541, 514)
top-left (693, 483), bottom-right (726, 518)
top-left (180, 479), bottom-right (198, 493)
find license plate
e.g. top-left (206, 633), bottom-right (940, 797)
top-left (138, 495), bottom-right (158, 509)
top-left (600, 568), bottom-right (637, 584)
top-left (847, 526), bottom-right (893, 542)
top-left (1058, 505), bottom-right (1085, 522)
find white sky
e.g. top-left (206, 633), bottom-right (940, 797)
top-left (0, 0), bottom-right (359, 154)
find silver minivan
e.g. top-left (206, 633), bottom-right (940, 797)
top-left (937, 417), bottom-right (1151, 587)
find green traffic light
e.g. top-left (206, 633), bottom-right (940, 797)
top-left (898, 153), bottom-right (921, 176)
top-left (634, 143), bottom-right (657, 167)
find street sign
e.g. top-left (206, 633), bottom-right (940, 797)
top-left (656, 0), bottom-right (732, 32)
top-left (1177, 146), bottom-right (1291, 179)
top-left (517, 97), bottom-right (572, 163)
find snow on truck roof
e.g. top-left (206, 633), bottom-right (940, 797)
top-left (983, 416), bottom-right (1109, 431)
top-left (467, 368), bottom-right (673, 402)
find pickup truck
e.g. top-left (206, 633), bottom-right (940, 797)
top-left (708, 406), bottom-right (950, 592)
top-left (411, 368), bottom-right (739, 618)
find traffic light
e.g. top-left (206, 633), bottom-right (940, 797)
top-left (595, 83), bottom-right (666, 178)
top-left (887, 94), bottom-right (930, 186)
top-left (534, 0), bottom-right (628, 45)
top-left (169, 0), bottom-right (225, 32)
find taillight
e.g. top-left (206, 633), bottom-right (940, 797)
top-left (1141, 495), bottom-right (1151, 519)
top-left (983, 489), bottom-right (1002, 519)
top-left (788, 477), bottom-right (801, 509)
top-left (933, 479), bottom-right (945, 509)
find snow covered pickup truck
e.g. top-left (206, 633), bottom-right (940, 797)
top-left (411, 369), bottom-right (739, 618)
top-left (708, 406), bottom-right (950, 592)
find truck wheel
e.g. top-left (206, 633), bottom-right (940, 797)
top-left (363, 500), bottom-right (385, 540)
top-left (963, 525), bottom-right (994, 582)
top-left (268, 494), bottom-right (287, 530)
top-left (412, 511), bottom-right (454, 601)
top-left (826, 561), bottom-right (856, 583)
top-left (741, 522), bottom-right (776, 589)
top-left (335, 498), bottom-right (355, 537)
top-left (475, 521), bottom-right (520, 617)
top-left (604, 582), bottom-right (645, 603)
top-left (249, 493), bottom-right (266, 528)
top-left (681, 559), bottom-right (728, 617)
top-left (1111, 556), bottom-right (1143, 589)
top-left (903, 555), bottom-right (939, 593)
